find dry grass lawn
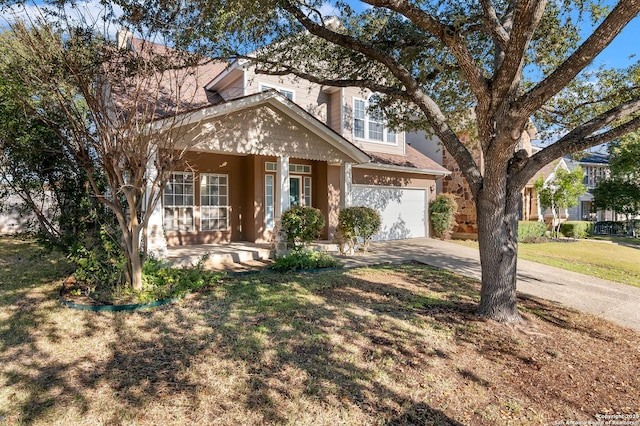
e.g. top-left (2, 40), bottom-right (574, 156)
top-left (1, 237), bottom-right (639, 425)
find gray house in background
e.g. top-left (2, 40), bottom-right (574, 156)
top-left (565, 152), bottom-right (615, 222)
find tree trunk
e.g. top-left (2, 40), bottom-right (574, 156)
top-left (127, 223), bottom-right (144, 291)
top-left (475, 179), bottom-right (523, 322)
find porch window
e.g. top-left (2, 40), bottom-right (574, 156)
top-left (265, 174), bottom-right (275, 230)
top-left (164, 172), bottom-right (194, 231)
top-left (200, 173), bottom-right (229, 231)
top-left (304, 176), bottom-right (312, 207)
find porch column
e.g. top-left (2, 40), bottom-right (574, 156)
top-left (340, 162), bottom-right (352, 208)
top-left (276, 156), bottom-right (290, 218)
top-left (145, 153), bottom-right (168, 259)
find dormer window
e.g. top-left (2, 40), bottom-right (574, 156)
top-left (260, 84), bottom-right (294, 101)
top-left (353, 98), bottom-right (397, 144)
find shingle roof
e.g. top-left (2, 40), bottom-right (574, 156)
top-left (110, 39), bottom-right (229, 120)
top-left (364, 145), bottom-right (450, 174)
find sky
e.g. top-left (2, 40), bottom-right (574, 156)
top-left (3, 0), bottom-right (638, 70)
top-left (592, 17), bottom-right (639, 69)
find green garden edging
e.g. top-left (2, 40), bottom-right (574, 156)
top-left (58, 290), bottom-right (181, 312)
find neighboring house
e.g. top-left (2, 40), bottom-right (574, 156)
top-left (125, 31), bottom-right (450, 250)
top-left (567, 152), bottom-right (614, 221)
top-left (522, 151), bottom-right (615, 224)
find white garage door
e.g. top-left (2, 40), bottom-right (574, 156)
top-left (351, 185), bottom-right (428, 241)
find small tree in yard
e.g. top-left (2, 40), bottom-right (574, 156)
top-left (1, 15), bottom-right (207, 290)
top-left (534, 166), bottom-right (586, 238)
top-left (430, 194), bottom-right (458, 240)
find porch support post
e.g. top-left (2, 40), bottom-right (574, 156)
top-left (145, 153), bottom-right (168, 259)
top-left (276, 156), bottom-right (290, 218)
top-left (340, 162), bottom-right (352, 208)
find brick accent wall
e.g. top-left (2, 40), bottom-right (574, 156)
top-left (441, 130), bottom-right (534, 236)
top-left (441, 134), bottom-right (480, 235)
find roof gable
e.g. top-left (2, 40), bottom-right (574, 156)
top-left (151, 91), bottom-right (370, 164)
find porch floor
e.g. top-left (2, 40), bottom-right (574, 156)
top-left (165, 240), bottom-right (339, 272)
top-left (166, 242), bottom-right (274, 272)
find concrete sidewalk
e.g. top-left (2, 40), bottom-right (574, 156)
top-left (338, 238), bottom-right (640, 333)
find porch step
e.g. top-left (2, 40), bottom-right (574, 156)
top-left (167, 242), bottom-right (274, 270)
top-left (309, 240), bottom-right (339, 253)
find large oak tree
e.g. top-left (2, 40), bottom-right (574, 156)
top-left (122, 0), bottom-right (640, 321)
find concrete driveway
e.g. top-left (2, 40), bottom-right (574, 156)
top-left (340, 238), bottom-right (640, 333)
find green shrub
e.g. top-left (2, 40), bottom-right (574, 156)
top-left (559, 221), bottom-right (594, 238)
top-left (281, 205), bottom-right (325, 246)
top-left (517, 221), bottom-right (547, 242)
top-left (136, 255), bottom-right (224, 303)
top-left (337, 206), bottom-right (382, 253)
top-left (270, 248), bottom-right (339, 272)
top-left (430, 194), bottom-right (458, 239)
top-left (68, 226), bottom-right (126, 287)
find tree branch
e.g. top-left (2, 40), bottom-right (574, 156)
top-left (281, 0), bottom-right (484, 194)
top-left (360, 0), bottom-right (490, 104)
top-left (479, 0), bottom-right (509, 46)
top-left (491, 0), bottom-right (547, 105)
top-left (516, 0), bottom-right (640, 117)
top-left (513, 96), bottom-right (640, 188)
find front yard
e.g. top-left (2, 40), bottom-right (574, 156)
top-left (454, 238), bottom-right (640, 288)
top-left (1, 237), bottom-right (639, 425)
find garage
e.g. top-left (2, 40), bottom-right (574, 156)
top-left (351, 185), bottom-right (428, 241)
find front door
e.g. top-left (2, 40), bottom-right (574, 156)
top-left (289, 176), bottom-right (301, 206)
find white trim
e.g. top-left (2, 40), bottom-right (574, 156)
top-left (259, 83), bottom-right (295, 101)
top-left (353, 161), bottom-right (450, 177)
top-left (340, 163), bottom-right (352, 208)
top-left (204, 59), bottom-right (247, 91)
top-left (277, 156), bottom-right (290, 217)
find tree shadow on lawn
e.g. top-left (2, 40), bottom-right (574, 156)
top-left (2, 259), bottom-right (636, 424)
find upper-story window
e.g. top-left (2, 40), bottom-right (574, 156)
top-left (260, 83), bottom-right (294, 101)
top-left (353, 98), bottom-right (397, 144)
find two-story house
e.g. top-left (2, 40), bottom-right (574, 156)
top-left (567, 152), bottom-right (614, 221)
top-left (135, 33), bottom-right (450, 250)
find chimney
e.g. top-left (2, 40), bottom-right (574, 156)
top-left (116, 27), bottom-right (133, 50)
